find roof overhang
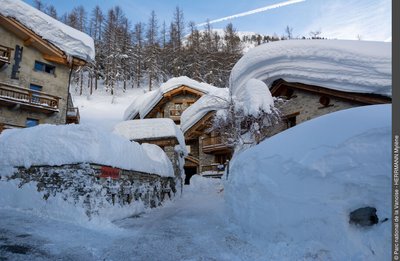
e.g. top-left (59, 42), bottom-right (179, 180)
top-left (271, 79), bottom-right (391, 105)
top-left (184, 111), bottom-right (215, 140)
top-left (0, 15), bottom-right (86, 67)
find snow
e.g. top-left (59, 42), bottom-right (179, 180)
top-left (123, 76), bottom-right (221, 120)
top-left (229, 40), bottom-right (392, 97)
top-left (0, 175), bottom-right (270, 260)
top-left (74, 87), bottom-right (146, 132)
top-left (0, 124), bottom-right (173, 177)
top-left (234, 78), bottom-right (274, 116)
top-left (224, 104), bottom-right (391, 260)
top-left (113, 118), bottom-right (187, 155)
top-left (180, 88), bottom-right (229, 133)
top-left (0, 0), bottom-right (95, 62)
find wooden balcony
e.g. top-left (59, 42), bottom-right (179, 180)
top-left (0, 122), bottom-right (24, 134)
top-left (0, 82), bottom-right (60, 114)
top-left (0, 44), bottom-right (13, 66)
top-left (66, 107), bottom-right (80, 124)
top-left (202, 136), bottom-right (232, 153)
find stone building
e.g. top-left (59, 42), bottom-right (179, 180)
top-left (270, 79), bottom-right (391, 131)
top-left (0, 0), bottom-right (94, 132)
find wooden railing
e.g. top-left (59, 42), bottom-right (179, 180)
top-left (0, 122), bottom-right (24, 133)
top-left (66, 107), bottom-right (80, 124)
top-left (0, 82), bottom-right (60, 112)
top-left (0, 44), bottom-right (13, 64)
top-left (203, 136), bottom-right (224, 147)
top-left (202, 136), bottom-right (232, 153)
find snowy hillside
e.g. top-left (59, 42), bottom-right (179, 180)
top-left (225, 104), bottom-right (391, 260)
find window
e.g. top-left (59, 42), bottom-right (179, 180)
top-left (29, 84), bottom-right (42, 104)
top-left (25, 118), bottom-right (39, 128)
top-left (34, 61), bottom-right (55, 74)
top-left (286, 116), bottom-right (297, 128)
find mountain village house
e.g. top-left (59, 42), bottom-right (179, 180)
top-left (0, 3), bottom-right (94, 132)
top-left (123, 77), bottom-right (232, 182)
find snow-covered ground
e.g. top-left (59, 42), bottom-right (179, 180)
top-left (0, 177), bottom-right (268, 261)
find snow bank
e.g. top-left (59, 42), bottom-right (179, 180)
top-left (0, 178), bottom-right (145, 231)
top-left (114, 118), bottom-right (187, 155)
top-left (0, 0), bottom-right (95, 61)
top-left (230, 40), bottom-right (391, 97)
top-left (180, 88), bottom-right (229, 133)
top-left (123, 76), bottom-right (221, 120)
top-left (225, 104), bottom-right (391, 260)
top-left (0, 124), bottom-right (173, 177)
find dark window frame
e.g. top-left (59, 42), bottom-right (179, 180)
top-left (34, 60), bottom-right (55, 74)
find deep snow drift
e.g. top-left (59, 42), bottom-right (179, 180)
top-left (0, 124), bottom-right (173, 177)
top-left (230, 40), bottom-right (391, 98)
top-left (224, 104), bottom-right (391, 260)
top-left (0, 0), bottom-right (95, 61)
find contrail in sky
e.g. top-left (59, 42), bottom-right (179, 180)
top-left (197, 0), bottom-right (306, 27)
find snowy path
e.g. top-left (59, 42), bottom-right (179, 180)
top-left (0, 180), bottom-right (264, 261)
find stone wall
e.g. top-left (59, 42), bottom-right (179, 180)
top-left (279, 89), bottom-right (360, 125)
top-left (6, 163), bottom-right (176, 217)
top-left (257, 89), bottom-right (364, 144)
top-left (0, 25), bottom-right (70, 126)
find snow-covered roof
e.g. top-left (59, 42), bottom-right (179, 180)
top-left (230, 40), bottom-right (391, 98)
top-left (0, 124), bottom-right (173, 177)
top-left (180, 88), bottom-right (229, 133)
top-left (0, 0), bottom-right (95, 62)
top-left (113, 118), bottom-right (187, 154)
top-left (123, 76), bottom-right (221, 120)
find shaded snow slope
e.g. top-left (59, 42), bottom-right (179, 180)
top-left (0, 124), bottom-right (173, 177)
top-left (225, 104), bottom-right (391, 260)
top-left (114, 118), bottom-right (187, 154)
top-left (0, 0), bottom-right (95, 61)
top-left (123, 76), bottom-right (221, 120)
top-left (230, 40), bottom-right (391, 97)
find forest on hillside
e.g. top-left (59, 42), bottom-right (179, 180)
top-left (33, 0), bottom-right (322, 94)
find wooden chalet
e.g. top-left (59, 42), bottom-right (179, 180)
top-left (133, 85), bottom-right (206, 125)
top-left (183, 111), bottom-right (233, 181)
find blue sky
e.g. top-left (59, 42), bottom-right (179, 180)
top-left (24, 0), bottom-right (391, 41)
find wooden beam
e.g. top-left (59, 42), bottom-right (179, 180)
top-left (23, 37), bottom-right (35, 46)
top-left (43, 54), bottom-right (68, 65)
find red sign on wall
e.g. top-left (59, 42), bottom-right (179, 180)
top-left (99, 166), bottom-right (120, 179)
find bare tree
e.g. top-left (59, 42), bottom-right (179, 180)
top-left (285, 25), bottom-right (293, 39)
